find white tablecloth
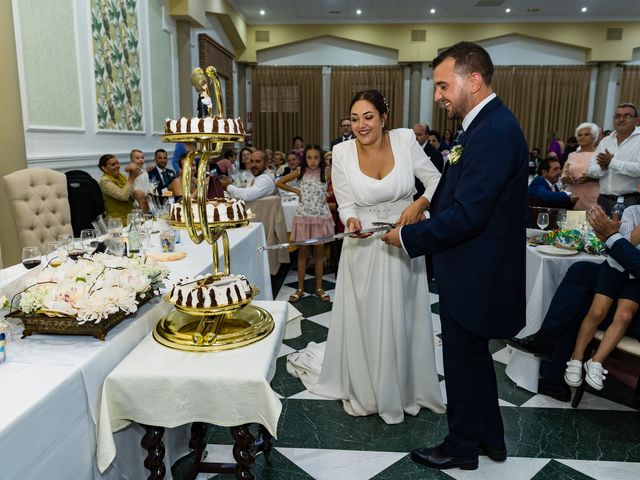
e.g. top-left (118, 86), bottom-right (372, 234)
top-left (505, 246), bottom-right (604, 392)
top-left (281, 197), bottom-right (298, 232)
top-left (97, 301), bottom-right (288, 477)
top-left (0, 223), bottom-right (273, 480)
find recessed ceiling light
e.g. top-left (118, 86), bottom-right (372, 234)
top-left (259, 9), bottom-right (265, 15)
top-left (430, 8), bottom-right (436, 14)
top-left (581, 7), bottom-right (588, 13)
top-left (505, 8), bottom-right (511, 13)
top-left (356, 9), bottom-right (362, 15)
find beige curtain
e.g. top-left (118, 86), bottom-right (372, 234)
top-left (252, 66), bottom-right (322, 151)
top-left (330, 66), bottom-right (404, 136)
top-left (620, 66), bottom-right (640, 109)
top-left (431, 66), bottom-right (591, 152)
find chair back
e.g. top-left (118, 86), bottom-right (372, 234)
top-left (2, 168), bottom-right (74, 252)
top-left (246, 195), bottom-right (289, 275)
top-left (65, 170), bottom-right (104, 236)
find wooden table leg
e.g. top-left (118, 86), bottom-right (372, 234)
top-left (141, 425), bottom-right (166, 480)
top-left (231, 424), bottom-right (256, 480)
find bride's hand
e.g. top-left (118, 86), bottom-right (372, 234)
top-left (347, 217), bottom-right (372, 238)
top-left (397, 198), bottom-right (429, 226)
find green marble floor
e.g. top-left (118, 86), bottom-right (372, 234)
top-left (172, 267), bottom-right (640, 480)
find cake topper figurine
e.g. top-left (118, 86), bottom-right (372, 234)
top-left (190, 66), bottom-right (224, 118)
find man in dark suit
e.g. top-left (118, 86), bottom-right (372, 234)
top-left (330, 117), bottom-right (355, 149)
top-left (528, 157), bottom-right (577, 209)
top-left (147, 148), bottom-right (176, 194)
top-left (508, 206), bottom-right (640, 401)
top-left (383, 42), bottom-right (529, 471)
top-left (413, 123), bottom-right (444, 174)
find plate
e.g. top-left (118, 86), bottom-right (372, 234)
top-left (536, 245), bottom-right (579, 256)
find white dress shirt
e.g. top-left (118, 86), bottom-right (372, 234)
top-left (587, 127), bottom-right (640, 195)
top-left (227, 172), bottom-right (276, 202)
top-left (605, 205), bottom-right (640, 273)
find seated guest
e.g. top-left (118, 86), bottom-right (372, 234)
top-left (125, 149), bottom-right (150, 212)
top-left (220, 150), bottom-right (276, 201)
top-left (528, 157), bottom-right (577, 209)
top-left (167, 154), bottom-right (197, 198)
top-left (98, 154), bottom-right (141, 223)
top-left (147, 148), bottom-right (176, 195)
top-left (222, 148), bottom-right (238, 172)
top-left (508, 206), bottom-right (640, 401)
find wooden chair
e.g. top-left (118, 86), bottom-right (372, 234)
top-left (247, 195), bottom-right (289, 275)
top-left (571, 333), bottom-right (640, 408)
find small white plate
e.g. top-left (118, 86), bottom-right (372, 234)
top-left (536, 245), bottom-right (578, 256)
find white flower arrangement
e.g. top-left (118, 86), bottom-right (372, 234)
top-left (17, 255), bottom-right (169, 324)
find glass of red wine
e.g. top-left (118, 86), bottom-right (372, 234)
top-left (22, 246), bottom-right (42, 270)
top-left (67, 238), bottom-right (85, 261)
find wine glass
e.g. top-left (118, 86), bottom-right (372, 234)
top-left (22, 246), bottom-right (42, 270)
top-left (537, 212), bottom-right (550, 230)
top-left (67, 238), bottom-right (85, 261)
top-left (45, 241), bottom-right (63, 267)
top-left (108, 237), bottom-right (125, 257)
top-left (556, 210), bottom-right (567, 230)
top-left (58, 233), bottom-right (72, 250)
top-left (107, 217), bottom-right (124, 237)
top-left (80, 229), bottom-right (98, 255)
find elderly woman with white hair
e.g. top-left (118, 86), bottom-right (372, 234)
top-left (561, 122), bottom-right (600, 210)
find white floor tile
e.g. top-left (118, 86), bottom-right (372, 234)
top-left (558, 459), bottom-right (640, 480)
top-left (498, 398), bottom-right (517, 407)
top-left (322, 273), bottom-right (336, 283)
top-left (324, 289), bottom-right (335, 300)
top-left (278, 343), bottom-right (296, 358)
top-left (492, 347), bottom-right (511, 365)
top-left (307, 311), bottom-right (332, 329)
top-left (521, 391), bottom-right (637, 411)
top-left (446, 457), bottom-right (549, 480)
top-left (275, 285), bottom-right (298, 302)
top-left (288, 389), bottom-right (332, 400)
top-left (203, 444), bottom-right (234, 464)
top-left (277, 447), bottom-right (406, 480)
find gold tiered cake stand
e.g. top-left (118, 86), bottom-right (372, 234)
top-left (153, 67), bottom-right (273, 352)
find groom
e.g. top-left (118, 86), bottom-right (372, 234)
top-left (383, 42), bottom-right (528, 470)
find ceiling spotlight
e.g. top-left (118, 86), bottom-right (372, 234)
top-left (259, 9), bottom-right (265, 15)
top-left (505, 8), bottom-right (511, 13)
top-left (581, 7), bottom-right (588, 13)
top-left (430, 8), bottom-right (436, 14)
top-left (356, 9), bottom-right (362, 15)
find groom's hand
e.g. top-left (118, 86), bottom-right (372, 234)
top-left (381, 227), bottom-right (402, 248)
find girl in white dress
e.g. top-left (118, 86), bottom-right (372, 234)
top-left (287, 90), bottom-right (445, 424)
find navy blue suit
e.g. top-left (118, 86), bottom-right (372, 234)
top-left (540, 239), bottom-right (640, 387)
top-left (401, 97), bottom-right (529, 457)
top-left (527, 175), bottom-right (572, 208)
top-left (148, 167), bottom-right (176, 194)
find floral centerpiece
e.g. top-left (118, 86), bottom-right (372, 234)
top-left (15, 254), bottom-right (169, 326)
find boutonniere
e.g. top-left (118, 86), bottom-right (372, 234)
top-left (448, 145), bottom-right (463, 165)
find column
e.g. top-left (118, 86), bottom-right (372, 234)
top-left (593, 62), bottom-right (613, 129)
top-left (408, 63), bottom-right (422, 127)
top-left (176, 20), bottom-right (192, 116)
top-left (0, 1), bottom-right (28, 266)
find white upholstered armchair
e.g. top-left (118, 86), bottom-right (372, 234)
top-left (2, 168), bottom-right (74, 252)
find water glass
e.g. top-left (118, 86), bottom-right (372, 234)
top-left (58, 233), bottom-right (72, 249)
top-left (22, 246), bottom-right (42, 270)
top-left (108, 237), bottom-right (126, 257)
top-left (537, 212), bottom-right (550, 230)
top-left (556, 210), bottom-right (567, 230)
top-left (80, 229), bottom-right (98, 255)
top-left (107, 217), bottom-right (124, 237)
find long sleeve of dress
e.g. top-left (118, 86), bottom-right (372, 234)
top-left (331, 145), bottom-right (358, 226)
top-left (100, 176), bottom-right (133, 201)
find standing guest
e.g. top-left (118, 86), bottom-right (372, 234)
top-left (529, 147), bottom-right (542, 176)
top-left (292, 135), bottom-right (304, 156)
top-left (220, 150), bottom-right (276, 201)
top-left (148, 148), bottom-right (176, 195)
top-left (287, 89), bottom-right (443, 425)
top-left (413, 123), bottom-right (444, 173)
top-left (563, 135), bottom-right (578, 163)
top-left (561, 123), bottom-right (600, 210)
top-left (383, 41), bottom-right (529, 471)
top-left (440, 128), bottom-right (455, 151)
top-left (427, 130), bottom-right (441, 151)
top-left (276, 144), bottom-right (334, 302)
top-left (588, 103), bottom-right (640, 214)
top-left (330, 117), bottom-right (356, 148)
top-left (529, 157), bottom-right (577, 209)
top-left (547, 132), bottom-right (564, 158)
top-left (98, 154), bottom-right (141, 224)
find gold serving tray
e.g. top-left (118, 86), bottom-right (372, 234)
top-left (162, 132), bottom-right (245, 144)
top-left (153, 304), bottom-right (274, 351)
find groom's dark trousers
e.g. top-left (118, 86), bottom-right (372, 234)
top-left (402, 97), bottom-right (529, 457)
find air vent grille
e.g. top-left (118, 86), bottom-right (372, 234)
top-left (255, 30), bottom-right (270, 42)
top-left (411, 30), bottom-right (426, 42)
top-left (606, 28), bottom-right (623, 41)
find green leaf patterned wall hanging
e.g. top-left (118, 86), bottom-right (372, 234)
top-left (91, 0), bottom-right (143, 131)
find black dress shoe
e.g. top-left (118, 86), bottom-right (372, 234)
top-left (538, 378), bottom-right (571, 402)
top-left (479, 444), bottom-right (507, 462)
top-left (410, 445), bottom-right (478, 471)
top-left (505, 334), bottom-right (554, 360)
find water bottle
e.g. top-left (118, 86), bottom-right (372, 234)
top-left (611, 196), bottom-right (625, 219)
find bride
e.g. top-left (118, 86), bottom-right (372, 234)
top-left (287, 89), bottom-right (445, 424)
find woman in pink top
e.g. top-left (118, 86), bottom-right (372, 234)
top-left (561, 122), bottom-right (600, 210)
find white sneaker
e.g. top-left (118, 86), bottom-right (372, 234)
top-left (584, 359), bottom-right (607, 390)
top-left (564, 359), bottom-right (583, 387)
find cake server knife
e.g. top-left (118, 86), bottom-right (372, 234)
top-left (258, 222), bottom-right (397, 251)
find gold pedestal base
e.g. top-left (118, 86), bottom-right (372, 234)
top-left (153, 304), bottom-right (274, 352)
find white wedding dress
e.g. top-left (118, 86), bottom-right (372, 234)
top-left (287, 129), bottom-right (445, 424)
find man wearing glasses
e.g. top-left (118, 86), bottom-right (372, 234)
top-left (588, 103), bottom-right (640, 214)
top-left (330, 117), bottom-right (356, 149)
